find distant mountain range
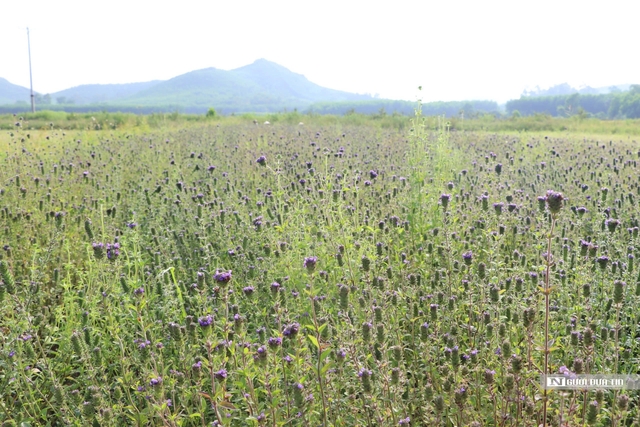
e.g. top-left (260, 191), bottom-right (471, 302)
top-left (0, 59), bottom-right (374, 113)
top-left (4, 61), bottom-right (633, 117)
top-left (521, 83), bottom-right (632, 98)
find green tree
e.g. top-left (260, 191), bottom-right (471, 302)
top-left (607, 96), bottom-right (621, 119)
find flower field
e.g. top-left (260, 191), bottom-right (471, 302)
top-left (1, 113), bottom-right (639, 426)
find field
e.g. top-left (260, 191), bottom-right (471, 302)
top-left (1, 111), bottom-right (640, 426)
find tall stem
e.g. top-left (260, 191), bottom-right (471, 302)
top-left (310, 293), bottom-right (328, 426)
top-left (542, 214), bottom-right (556, 427)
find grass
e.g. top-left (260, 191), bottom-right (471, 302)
top-left (1, 112), bottom-right (640, 426)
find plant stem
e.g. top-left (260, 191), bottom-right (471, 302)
top-left (542, 214), bottom-right (556, 427)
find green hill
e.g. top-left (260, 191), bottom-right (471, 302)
top-left (230, 59), bottom-right (370, 104)
top-left (119, 59), bottom-right (373, 113)
top-left (0, 78), bottom-right (31, 105)
top-left (1, 59), bottom-right (374, 113)
top-left (118, 67), bottom-right (265, 112)
top-left (51, 81), bottom-right (162, 105)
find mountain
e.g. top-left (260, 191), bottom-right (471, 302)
top-left (1, 59), bottom-right (375, 113)
top-left (51, 81), bottom-right (162, 105)
top-left (0, 78), bottom-right (32, 105)
top-left (118, 67), bottom-right (264, 111)
top-left (119, 59), bottom-right (373, 113)
top-left (230, 59), bottom-right (370, 104)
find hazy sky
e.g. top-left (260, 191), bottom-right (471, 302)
top-left (1, 0), bottom-right (637, 103)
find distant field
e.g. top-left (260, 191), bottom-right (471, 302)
top-left (1, 114), bottom-right (639, 426)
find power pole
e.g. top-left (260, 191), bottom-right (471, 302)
top-left (27, 27), bottom-right (35, 113)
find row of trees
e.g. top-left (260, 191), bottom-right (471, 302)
top-left (506, 85), bottom-right (640, 119)
top-left (15, 94), bottom-right (76, 106)
top-left (307, 99), bottom-right (499, 117)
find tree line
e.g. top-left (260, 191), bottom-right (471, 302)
top-left (506, 85), bottom-right (640, 119)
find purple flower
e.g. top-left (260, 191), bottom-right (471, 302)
top-left (462, 251), bottom-right (473, 265)
top-left (369, 170), bottom-right (378, 179)
top-left (92, 242), bottom-right (105, 259)
top-left (268, 337), bottom-right (282, 348)
top-left (596, 256), bottom-right (609, 269)
top-left (243, 286), bottom-right (255, 296)
top-left (605, 218), bottom-right (621, 232)
top-left (303, 256), bottom-right (318, 272)
top-left (256, 156), bottom-right (267, 166)
top-left (192, 361), bottom-right (202, 370)
top-left (106, 242), bottom-right (120, 260)
top-left (440, 193), bottom-right (451, 208)
top-left (269, 282), bottom-right (282, 295)
top-left (545, 190), bottom-right (564, 214)
top-left (213, 270), bottom-right (232, 285)
top-left (283, 322), bottom-right (300, 338)
top-left (214, 369), bottom-right (228, 381)
top-left (149, 377), bottom-right (162, 387)
top-left (358, 368), bottom-right (372, 378)
top-left (558, 365), bottom-right (577, 379)
top-left (537, 195), bottom-right (547, 207)
top-left (198, 315), bottom-right (213, 327)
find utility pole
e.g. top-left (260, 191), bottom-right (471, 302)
top-left (27, 27), bottom-right (35, 113)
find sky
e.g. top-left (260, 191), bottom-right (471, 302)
top-left (1, 0), bottom-right (637, 104)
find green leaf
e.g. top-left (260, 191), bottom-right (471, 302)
top-left (219, 401), bottom-right (237, 410)
top-left (321, 361), bottom-right (335, 375)
top-left (320, 348), bottom-right (332, 362)
top-left (307, 334), bottom-right (319, 350)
